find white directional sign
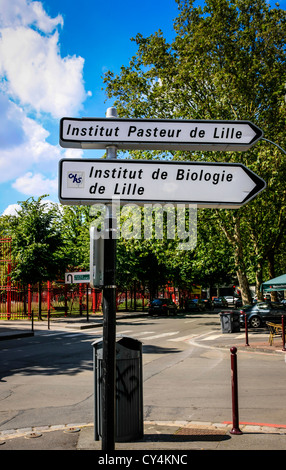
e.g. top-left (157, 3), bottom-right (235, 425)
top-left (60, 118), bottom-right (263, 152)
top-left (59, 159), bottom-right (266, 209)
top-left (65, 271), bottom-right (90, 284)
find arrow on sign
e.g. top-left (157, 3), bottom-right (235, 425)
top-left (59, 159), bottom-right (266, 209)
top-left (59, 118), bottom-right (263, 152)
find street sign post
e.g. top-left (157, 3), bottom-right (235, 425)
top-left (59, 109), bottom-right (266, 452)
top-left (65, 271), bottom-right (90, 284)
top-left (60, 117), bottom-right (263, 152)
top-left (59, 158), bottom-right (266, 209)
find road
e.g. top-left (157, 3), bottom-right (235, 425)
top-left (1, 312), bottom-right (286, 433)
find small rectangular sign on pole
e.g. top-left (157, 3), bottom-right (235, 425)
top-left (65, 272), bottom-right (90, 284)
top-left (90, 228), bottom-right (104, 287)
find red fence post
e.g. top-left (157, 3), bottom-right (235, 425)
top-left (230, 347), bottom-right (243, 435)
top-left (7, 262), bottom-right (11, 320)
top-left (86, 283), bottom-right (89, 321)
top-left (47, 281), bottom-right (51, 329)
top-left (28, 284), bottom-right (31, 318)
top-left (92, 288), bottom-right (96, 313)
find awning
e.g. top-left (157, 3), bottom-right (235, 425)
top-left (261, 274), bottom-right (286, 292)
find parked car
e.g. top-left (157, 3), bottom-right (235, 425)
top-left (212, 297), bottom-right (228, 308)
top-left (224, 296), bottom-right (242, 308)
top-left (185, 299), bottom-right (206, 312)
top-left (239, 302), bottom-right (286, 328)
top-left (148, 298), bottom-right (177, 316)
top-left (234, 298), bottom-right (242, 307)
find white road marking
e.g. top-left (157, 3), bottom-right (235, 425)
top-left (201, 334), bottom-right (222, 341)
top-left (168, 335), bottom-right (197, 342)
top-left (133, 331), bottom-right (155, 336)
top-left (140, 331), bottom-right (180, 340)
top-left (116, 330), bottom-right (133, 334)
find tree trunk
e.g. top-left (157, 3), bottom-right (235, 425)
top-left (255, 259), bottom-right (264, 302)
top-left (267, 250), bottom-right (277, 301)
top-left (233, 219), bottom-right (253, 305)
top-left (236, 267), bottom-right (252, 305)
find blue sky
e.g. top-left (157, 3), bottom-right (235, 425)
top-left (0, 0), bottom-right (285, 216)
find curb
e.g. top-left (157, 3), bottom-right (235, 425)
top-left (1, 420), bottom-right (286, 442)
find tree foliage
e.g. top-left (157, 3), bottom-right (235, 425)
top-left (103, 0), bottom-right (286, 302)
top-left (1, 1), bottom-right (285, 302)
top-left (8, 196), bottom-right (68, 286)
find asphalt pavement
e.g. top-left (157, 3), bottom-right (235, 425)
top-left (1, 312), bottom-right (286, 452)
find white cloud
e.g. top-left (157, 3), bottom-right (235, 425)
top-left (0, 92), bottom-right (26, 149)
top-left (2, 198), bottom-right (60, 216)
top-left (0, 0), bottom-right (64, 32)
top-left (0, 93), bottom-right (84, 183)
top-left (0, 94), bottom-right (60, 181)
top-left (2, 203), bottom-right (21, 216)
top-left (0, 0), bottom-right (90, 118)
top-left (63, 148), bottom-right (85, 159)
top-left (0, 26), bottom-right (87, 118)
top-left (0, 0), bottom-right (87, 197)
top-left (12, 171), bottom-right (58, 196)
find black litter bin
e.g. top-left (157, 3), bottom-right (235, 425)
top-left (93, 335), bottom-right (143, 442)
top-left (220, 311), bottom-right (240, 333)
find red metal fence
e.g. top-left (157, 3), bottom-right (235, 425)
top-left (0, 279), bottom-right (104, 320)
top-left (0, 281), bottom-right (155, 319)
top-left (0, 237), bottom-right (181, 319)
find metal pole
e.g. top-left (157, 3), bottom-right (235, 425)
top-left (244, 313), bottom-right (249, 346)
top-left (94, 347), bottom-right (99, 441)
top-left (64, 285), bottom-right (68, 317)
top-left (230, 347), bottom-right (243, 435)
top-left (282, 315), bottom-right (286, 352)
top-left (101, 107), bottom-right (118, 451)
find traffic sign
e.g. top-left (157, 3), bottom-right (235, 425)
top-left (65, 271), bottom-right (90, 284)
top-left (59, 158), bottom-right (266, 209)
top-left (60, 118), bottom-right (263, 152)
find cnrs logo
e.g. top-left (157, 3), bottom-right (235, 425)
top-left (67, 171), bottom-right (85, 187)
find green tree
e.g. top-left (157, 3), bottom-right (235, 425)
top-left (9, 196), bottom-right (68, 317)
top-left (60, 205), bottom-right (94, 270)
top-left (191, 209), bottom-right (236, 291)
top-left (104, 0), bottom-right (286, 303)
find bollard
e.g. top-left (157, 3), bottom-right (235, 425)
top-left (282, 316), bottom-right (286, 352)
top-left (230, 347), bottom-right (243, 435)
top-left (244, 313), bottom-right (249, 346)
